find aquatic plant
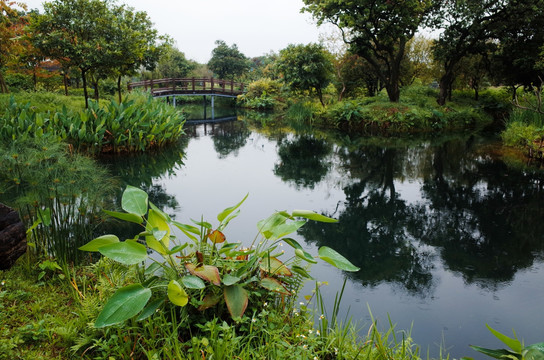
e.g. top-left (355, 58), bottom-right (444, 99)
top-left (79, 186), bottom-right (359, 328)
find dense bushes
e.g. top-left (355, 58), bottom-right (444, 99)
top-left (0, 92), bottom-right (186, 153)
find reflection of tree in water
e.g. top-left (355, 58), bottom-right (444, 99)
top-left (300, 134), bottom-right (544, 294)
top-left (207, 121), bottom-right (251, 158)
top-left (274, 135), bottom-right (333, 190)
top-left (409, 139), bottom-right (544, 287)
top-left (300, 145), bottom-right (435, 296)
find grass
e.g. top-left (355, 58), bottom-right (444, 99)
top-left (0, 257), bottom-right (425, 360)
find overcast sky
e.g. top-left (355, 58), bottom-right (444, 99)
top-left (20, 0), bottom-right (331, 63)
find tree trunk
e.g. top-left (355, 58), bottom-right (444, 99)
top-left (386, 82), bottom-right (400, 102)
top-left (437, 70), bottom-right (455, 106)
top-left (82, 69), bottom-right (89, 109)
top-left (0, 71), bottom-right (9, 93)
top-left (117, 75), bottom-right (122, 103)
top-left (0, 203), bottom-right (26, 270)
top-left (317, 87), bottom-right (325, 107)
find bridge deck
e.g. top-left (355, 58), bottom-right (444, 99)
top-left (128, 77), bottom-right (245, 97)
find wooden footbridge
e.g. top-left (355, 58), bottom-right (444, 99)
top-left (128, 77), bottom-right (245, 98)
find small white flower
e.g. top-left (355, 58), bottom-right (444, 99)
top-left (292, 289), bottom-right (296, 294)
top-left (263, 302), bottom-right (268, 307)
top-left (316, 330), bottom-right (321, 335)
top-left (279, 242), bottom-right (284, 246)
top-left (308, 329), bottom-right (313, 334)
top-left (299, 302), bottom-right (304, 305)
top-left (251, 318), bottom-right (257, 323)
top-left (303, 344), bottom-right (308, 350)
top-left (334, 347), bottom-right (338, 355)
top-left (314, 357), bottom-right (319, 360)
top-left (295, 312), bottom-right (300, 316)
top-left (300, 334), bottom-right (306, 339)
top-left (319, 314), bottom-right (325, 320)
top-left (0, 281), bottom-right (4, 286)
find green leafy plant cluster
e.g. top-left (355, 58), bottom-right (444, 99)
top-left (79, 186), bottom-right (359, 330)
top-left (0, 92), bottom-right (186, 154)
top-left (238, 78), bottom-right (283, 110)
top-left (464, 324), bottom-right (544, 360)
top-left (0, 138), bottom-right (113, 263)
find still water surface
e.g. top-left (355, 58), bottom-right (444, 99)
top-left (103, 110), bottom-right (544, 359)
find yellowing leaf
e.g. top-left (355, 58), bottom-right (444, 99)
top-left (260, 277), bottom-right (290, 295)
top-left (259, 257), bottom-right (292, 276)
top-left (185, 263), bottom-right (221, 286)
top-left (208, 229), bottom-right (226, 244)
top-left (167, 280), bottom-right (188, 307)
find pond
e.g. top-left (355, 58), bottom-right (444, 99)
top-left (102, 107), bottom-right (544, 359)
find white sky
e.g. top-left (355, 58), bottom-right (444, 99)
top-left (20, 0), bottom-right (330, 63)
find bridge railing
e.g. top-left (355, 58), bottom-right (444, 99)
top-left (128, 77), bottom-right (245, 96)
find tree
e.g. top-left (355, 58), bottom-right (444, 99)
top-left (154, 45), bottom-right (195, 79)
top-left (303, 0), bottom-right (433, 102)
top-left (0, 1), bottom-right (26, 93)
top-left (207, 40), bottom-right (249, 80)
top-left (276, 43), bottom-right (333, 106)
top-left (429, 0), bottom-right (544, 105)
top-left (31, 0), bottom-right (114, 107)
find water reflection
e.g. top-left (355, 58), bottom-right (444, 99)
top-left (274, 135), bottom-right (333, 189)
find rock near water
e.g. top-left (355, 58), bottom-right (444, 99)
top-left (0, 203), bottom-right (27, 270)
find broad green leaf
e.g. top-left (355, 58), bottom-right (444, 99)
top-left (121, 186), bottom-right (148, 216)
top-left (260, 257), bottom-right (292, 276)
top-left (198, 294), bottom-right (221, 311)
top-left (146, 209), bottom-right (171, 247)
top-left (524, 343), bottom-right (544, 360)
top-left (486, 324), bottom-right (522, 353)
top-left (146, 236), bottom-right (167, 255)
top-left (217, 194), bottom-right (248, 222)
top-left (182, 275), bottom-right (206, 289)
top-left (149, 202), bottom-right (171, 222)
top-left (224, 285), bottom-right (248, 319)
top-left (295, 248), bottom-right (317, 264)
top-left (167, 280), bottom-right (189, 306)
top-left (291, 265), bottom-right (314, 279)
top-left (137, 298), bottom-right (164, 321)
top-left (208, 229), bottom-right (226, 244)
top-left (292, 209), bottom-right (338, 223)
top-left (99, 241), bottom-right (148, 265)
top-left (79, 235), bottom-right (119, 252)
top-left (222, 274), bottom-right (241, 286)
top-left (469, 345), bottom-right (521, 360)
top-left (261, 277), bottom-right (290, 295)
top-left (318, 246), bottom-right (360, 272)
top-left (283, 237), bottom-right (304, 250)
top-left (258, 213), bottom-right (305, 240)
top-left (185, 263), bottom-right (221, 286)
top-left (145, 262), bottom-right (161, 276)
top-left (95, 284), bottom-right (151, 328)
top-left (173, 221), bottom-right (200, 235)
top-left (103, 209), bottom-right (143, 224)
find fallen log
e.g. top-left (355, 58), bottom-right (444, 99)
top-left (0, 203), bottom-right (27, 270)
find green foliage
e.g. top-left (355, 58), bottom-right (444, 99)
top-left (501, 110), bottom-right (544, 158)
top-left (208, 40), bottom-right (250, 80)
top-left (277, 43), bottom-right (334, 106)
top-left (80, 186), bottom-right (358, 330)
top-left (0, 92), bottom-right (186, 153)
top-left (464, 325), bottom-right (544, 360)
top-left (0, 138), bottom-right (113, 263)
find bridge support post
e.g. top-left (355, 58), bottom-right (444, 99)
top-left (211, 95), bottom-right (215, 120)
top-left (173, 96), bottom-right (176, 107)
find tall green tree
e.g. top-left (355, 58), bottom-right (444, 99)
top-left (31, 0), bottom-right (114, 107)
top-left (277, 43), bottom-right (333, 106)
top-left (429, 0), bottom-right (544, 105)
top-left (207, 40), bottom-right (249, 80)
top-left (154, 45), bottom-right (195, 79)
top-left (303, 0), bottom-right (433, 102)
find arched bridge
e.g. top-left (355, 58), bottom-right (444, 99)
top-left (128, 77), bottom-right (245, 98)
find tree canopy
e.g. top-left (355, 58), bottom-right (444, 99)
top-left (302, 0), bottom-right (433, 102)
top-left (207, 40), bottom-right (249, 80)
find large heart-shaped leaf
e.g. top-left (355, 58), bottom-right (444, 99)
top-left (259, 257), bottom-right (292, 276)
top-left (260, 277), bottom-right (290, 295)
top-left (167, 280), bottom-right (189, 307)
top-left (103, 209), bottom-right (143, 224)
top-left (146, 209), bottom-right (171, 247)
top-left (121, 185), bottom-right (148, 216)
top-left (292, 209), bottom-right (338, 223)
top-left (318, 246), bottom-right (360, 272)
top-left (524, 343), bottom-right (544, 360)
top-left (224, 285), bottom-right (248, 319)
top-left (99, 241), bottom-right (148, 265)
top-left (95, 284), bottom-right (151, 328)
top-left (198, 294), bottom-right (221, 311)
top-left (137, 298), bottom-right (164, 321)
top-left (257, 213), bottom-right (305, 240)
top-left (185, 263), bottom-right (221, 286)
top-left (222, 274), bottom-right (241, 286)
top-left (79, 235), bottom-right (119, 252)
